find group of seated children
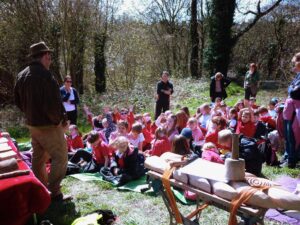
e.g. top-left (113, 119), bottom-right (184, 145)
top-left (64, 96), bottom-right (282, 184)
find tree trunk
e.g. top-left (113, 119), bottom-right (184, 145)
top-left (190, 0), bottom-right (200, 78)
top-left (94, 31), bottom-right (107, 93)
top-left (198, 0), bottom-right (205, 76)
top-left (204, 0), bottom-right (236, 77)
top-left (204, 0), bottom-right (282, 77)
top-left (69, 23), bottom-right (85, 94)
top-left (48, 21), bottom-right (62, 84)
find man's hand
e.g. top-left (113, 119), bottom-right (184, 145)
top-left (162, 89), bottom-right (171, 95)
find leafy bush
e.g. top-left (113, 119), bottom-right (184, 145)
top-left (7, 126), bottom-right (29, 140)
top-left (226, 82), bottom-right (243, 96)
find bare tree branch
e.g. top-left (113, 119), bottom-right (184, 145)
top-left (232, 0), bottom-right (282, 44)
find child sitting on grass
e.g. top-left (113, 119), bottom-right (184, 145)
top-left (175, 110), bottom-right (189, 133)
top-left (205, 116), bottom-right (227, 148)
top-left (196, 103), bottom-right (211, 131)
top-left (135, 114), bottom-right (154, 150)
top-left (67, 125), bottom-right (84, 153)
top-left (128, 122), bottom-right (145, 152)
top-left (109, 136), bottom-right (145, 186)
top-left (268, 99), bottom-right (278, 119)
top-left (201, 142), bottom-right (224, 164)
top-left (69, 131), bottom-right (111, 173)
top-left (109, 120), bottom-right (129, 143)
top-left (257, 106), bottom-right (276, 130)
top-left (144, 127), bottom-right (171, 157)
top-left (112, 106), bottom-right (135, 131)
top-left (187, 117), bottom-right (204, 147)
top-left (249, 97), bottom-right (259, 110)
top-left (234, 99), bottom-right (244, 112)
top-left (227, 108), bottom-right (238, 132)
top-left (236, 107), bottom-right (256, 138)
top-left (165, 114), bottom-right (179, 142)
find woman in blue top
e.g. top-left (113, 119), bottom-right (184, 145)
top-left (60, 76), bottom-right (80, 125)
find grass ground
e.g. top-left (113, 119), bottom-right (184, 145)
top-left (35, 164), bottom-right (297, 225)
top-left (2, 78), bottom-right (297, 225)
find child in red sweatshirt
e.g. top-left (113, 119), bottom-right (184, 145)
top-left (236, 107), bottom-right (256, 138)
top-left (145, 127), bottom-right (171, 157)
top-left (67, 125), bottom-right (84, 153)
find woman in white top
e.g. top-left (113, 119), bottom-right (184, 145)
top-left (60, 76), bottom-right (80, 125)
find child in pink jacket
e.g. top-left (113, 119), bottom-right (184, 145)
top-left (201, 142), bottom-right (224, 164)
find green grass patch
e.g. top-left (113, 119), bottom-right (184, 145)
top-left (7, 126), bottom-right (30, 142)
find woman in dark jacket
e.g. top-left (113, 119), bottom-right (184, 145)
top-left (210, 72), bottom-right (231, 102)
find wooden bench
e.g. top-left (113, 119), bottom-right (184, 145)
top-left (148, 171), bottom-right (267, 225)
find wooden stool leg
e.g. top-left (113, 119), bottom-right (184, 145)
top-left (160, 189), bottom-right (178, 225)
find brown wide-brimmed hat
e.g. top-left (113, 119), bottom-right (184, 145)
top-left (29, 41), bottom-right (53, 57)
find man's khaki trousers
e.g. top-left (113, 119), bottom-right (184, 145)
top-left (28, 124), bottom-right (67, 197)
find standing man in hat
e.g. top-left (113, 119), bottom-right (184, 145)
top-left (14, 42), bottom-right (70, 201)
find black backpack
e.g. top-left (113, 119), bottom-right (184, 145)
top-left (239, 136), bottom-right (264, 176)
top-left (258, 138), bottom-right (279, 166)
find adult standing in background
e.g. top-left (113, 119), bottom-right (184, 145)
top-left (14, 41), bottom-right (70, 201)
top-left (209, 72), bottom-right (231, 102)
top-left (60, 75), bottom-right (80, 125)
top-left (155, 71), bottom-right (174, 119)
top-left (281, 54), bottom-right (300, 168)
top-left (288, 52), bottom-right (300, 95)
top-left (244, 63), bottom-right (260, 106)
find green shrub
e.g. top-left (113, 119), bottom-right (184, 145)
top-left (7, 126), bottom-right (29, 140)
top-left (226, 82), bottom-right (243, 96)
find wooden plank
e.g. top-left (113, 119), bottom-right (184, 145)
top-left (0, 151), bottom-right (17, 161)
top-left (0, 138), bottom-right (8, 144)
top-left (178, 158), bottom-right (229, 183)
top-left (0, 143), bottom-right (12, 153)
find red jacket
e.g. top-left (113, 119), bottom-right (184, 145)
top-left (260, 116), bottom-right (276, 129)
top-left (236, 121), bottom-right (256, 138)
top-left (150, 137), bottom-right (172, 157)
top-left (205, 130), bottom-right (229, 150)
top-left (92, 141), bottom-right (112, 165)
top-left (70, 135), bottom-right (84, 150)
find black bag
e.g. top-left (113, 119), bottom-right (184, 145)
top-left (66, 159), bottom-right (99, 175)
top-left (239, 136), bottom-right (264, 176)
top-left (81, 159), bottom-right (99, 173)
top-left (258, 139), bottom-right (279, 166)
top-left (66, 162), bottom-right (81, 175)
top-left (137, 153), bottom-right (147, 176)
top-left (92, 209), bottom-right (117, 225)
top-left (99, 167), bottom-right (121, 185)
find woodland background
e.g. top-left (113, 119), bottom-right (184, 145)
top-left (0, 0), bottom-right (299, 105)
